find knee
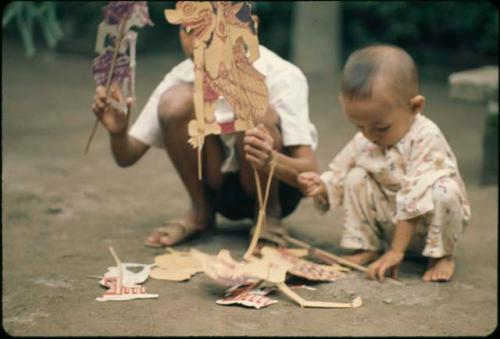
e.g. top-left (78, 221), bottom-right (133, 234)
top-left (431, 177), bottom-right (461, 207)
top-left (345, 167), bottom-right (369, 191)
top-left (157, 83), bottom-right (194, 127)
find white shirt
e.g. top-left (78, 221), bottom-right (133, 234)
top-left (129, 45), bottom-right (318, 172)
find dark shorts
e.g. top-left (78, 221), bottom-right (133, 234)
top-left (210, 173), bottom-right (303, 220)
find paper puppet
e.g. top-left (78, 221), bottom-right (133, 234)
top-left (149, 246), bottom-right (361, 308)
top-left (86, 1), bottom-right (153, 154)
top-left (165, 1), bottom-right (269, 178)
top-left (260, 247), bottom-right (349, 282)
top-left (96, 247), bottom-right (158, 302)
top-left (165, 1), bottom-right (275, 258)
top-left (190, 248), bottom-right (362, 309)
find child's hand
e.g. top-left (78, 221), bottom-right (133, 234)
top-left (366, 249), bottom-right (404, 282)
top-left (243, 124), bottom-right (275, 170)
top-left (91, 83), bottom-right (134, 135)
top-left (297, 171), bottom-right (325, 197)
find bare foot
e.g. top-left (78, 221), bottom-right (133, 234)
top-left (422, 256), bottom-right (455, 282)
top-left (145, 209), bottom-right (215, 247)
top-left (341, 250), bottom-right (381, 266)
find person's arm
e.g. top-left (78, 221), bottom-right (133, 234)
top-left (243, 125), bottom-right (317, 187)
top-left (92, 84), bottom-right (149, 167)
top-left (367, 218), bottom-right (417, 282)
top-left (272, 145), bottom-right (318, 187)
top-left (108, 130), bottom-right (149, 167)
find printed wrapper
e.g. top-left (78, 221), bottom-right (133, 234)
top-left (96, 276), bottom-right (158, 302)
top-left (216, 284), bottom-right (278, 309)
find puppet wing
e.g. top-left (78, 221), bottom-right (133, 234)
top-left (207, 38), bottom-right (269, 123)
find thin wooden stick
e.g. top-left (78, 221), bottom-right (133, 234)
top-left (277, 282), bottom-right (361, 308)
top-left (244, 162), bottom-right (277, 260)
top-left (262, 161), bottom-right (277, 208)
top-left (85, 17), bottom-right (128, 155)
top-left (252, 165), bottom-right (263, 208)
top-left (283, 235), bottom-right (404, 285)
top-left (108, 246), bottom-right (123, 292)
top-left (244, 209), bottom-right (265, 260)
top-left (197, 138), bottom-right (203, 180)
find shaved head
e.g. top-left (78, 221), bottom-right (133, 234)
top-left (341, 44), bottom-right (419, 104)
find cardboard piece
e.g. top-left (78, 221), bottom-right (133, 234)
top-left (86, 1), bottom-right (153, 154)
top-left (150, 248), bottom-right (203, 281)
top-left (96, 277), bottom-right (159, 302)
top-left (96, 247), bottom-right (158, 302)
top-left (99, 262), bottom-right (154, 288)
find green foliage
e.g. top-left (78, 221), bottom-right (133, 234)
top-left (3, 1), bottom-right (64, 57)
top-left (254, 1), bottom-right (294, 58)
top-left (341, 1), bottom-right (498, 68)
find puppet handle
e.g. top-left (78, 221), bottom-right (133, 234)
top-left (109, 246), bottom-right (123, 292)
top-left (85, 17), bottom-right (128, 155)
top-left (243, 161), bottom-right (277, 260)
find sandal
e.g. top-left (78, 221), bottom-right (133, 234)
top-left (144, 219), bottom-right (204, 248)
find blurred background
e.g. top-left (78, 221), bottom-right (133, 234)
top-left (3, 1), bottom-right (498, 73)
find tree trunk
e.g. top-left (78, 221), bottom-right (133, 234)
top-left (291, 1), bottom-right (341, 75)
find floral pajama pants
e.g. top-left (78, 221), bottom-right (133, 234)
top-left (340, 167), bottom-right (467, 258)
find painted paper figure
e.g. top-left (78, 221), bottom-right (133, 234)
top-left (96, 247), bottom-right (158, 302)
top-left (165, 1), bottom-right (278, 259)
top-left (86, 1), bottom-right (153, 154)
top-left (189, 247), bottom-right (362, 309)
top-left (165, 1), bottom-right (269, 179)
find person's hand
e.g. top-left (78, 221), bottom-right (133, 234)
top-left (91, 83), bottom-right (134, 135)
top-left (297, 171), bottom-right (325, 197)
top-left (366, 249), bottom-right (404, 282)
top-left (243, 124), bottom-right (275, 170)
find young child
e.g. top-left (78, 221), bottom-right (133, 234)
top-left (298, 44), bottom-right (470, 283)
top-left (92, 3), bottom-right (318, 248)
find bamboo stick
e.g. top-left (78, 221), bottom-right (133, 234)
top-left (283, 235), bottom-right (404, 285)
top-left (85, 17), bottom-right (128, 155)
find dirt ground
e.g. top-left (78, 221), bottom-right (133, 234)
top-left (2, 39), bottom-right (498, 336)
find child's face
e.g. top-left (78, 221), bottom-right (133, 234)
top-left (340, 85), bottom-right (424, 148)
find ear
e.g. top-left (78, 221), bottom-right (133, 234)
top-left (409, 95), bottom-right (425, 115)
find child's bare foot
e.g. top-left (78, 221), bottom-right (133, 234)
top-left (341, 250), bottom-right (380, 266)
top-left (145, 209), bottom-right (215, 248)
top-left (422, 256), bottom-right (454, 282)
